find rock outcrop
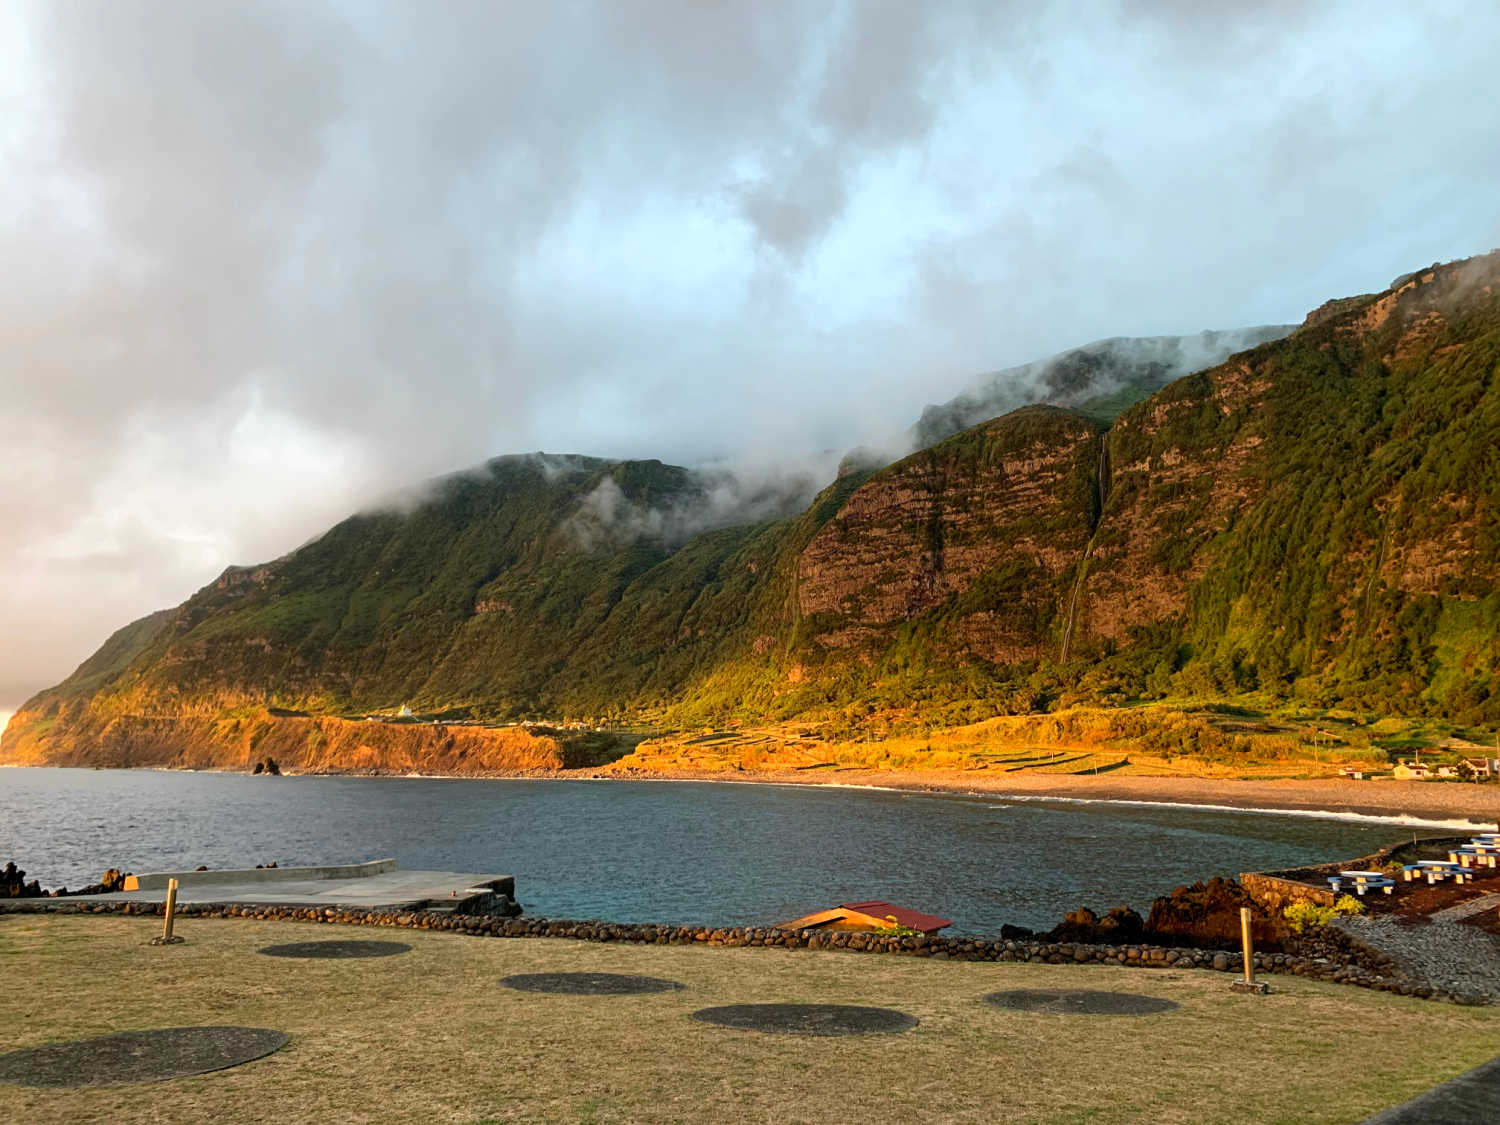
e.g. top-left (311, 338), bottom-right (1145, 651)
top-left (0, 709), bottom-right (564, 774)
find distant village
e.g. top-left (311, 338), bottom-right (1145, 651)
top-left (359, 704), bottom-right (604, 733)
top-left (1341, 752), bottom-right (1500, 783)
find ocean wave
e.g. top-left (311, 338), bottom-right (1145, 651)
top-left (992, 793), bottom-right (1492, 831)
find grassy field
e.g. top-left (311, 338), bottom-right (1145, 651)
top-left (2, 916), bottom-right (1499, 1123)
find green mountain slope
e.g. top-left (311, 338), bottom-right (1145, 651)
top-left (6, 253), bottom-right (1498, 766)
top-left (910, 326), bottom-right (1295, 446)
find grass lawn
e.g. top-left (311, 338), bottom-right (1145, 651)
top-left (2, 914), bottom-right (1497, 1124)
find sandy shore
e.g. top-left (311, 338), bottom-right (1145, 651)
top-left (601, 765), bottom-right (1500, 827)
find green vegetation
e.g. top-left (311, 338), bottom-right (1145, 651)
top-left (5, 254), bottom-right (1498, 766)
top-left (1283, 896), bottom-right (1365, 934)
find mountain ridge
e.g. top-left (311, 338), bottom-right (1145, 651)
top-left (6, 252), bottom-right (1498, 768)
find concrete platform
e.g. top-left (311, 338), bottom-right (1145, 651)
top-left (86, 864), bottom-right (512, 910)
top-left (123, 858), bottom-right (398, 891)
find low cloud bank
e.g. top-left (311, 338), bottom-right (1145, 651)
top-left (564, 454), bottom-right (842, 552)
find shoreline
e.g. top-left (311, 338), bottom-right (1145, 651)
top-left (13, 760), bottom-right (1500, 830)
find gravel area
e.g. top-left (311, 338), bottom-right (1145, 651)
top-left (1430, 893), bottom-right (1500, 924)
top-left (1335, 915), bottom-right (1500, 1005)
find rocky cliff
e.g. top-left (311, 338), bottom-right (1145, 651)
top-left (6, 252), bottom-right (1498, 768)
top-left (796, 407), bottom-right (1101, 664)
top-left (0, 708), bottom-right (565, 773)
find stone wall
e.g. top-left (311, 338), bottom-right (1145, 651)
top-left (2, 897), bottom-right (1461, 1003)
top-left (1240, 835), bottom-right (1476, 914)
top-left (1239, 872), bottom-right (1336, 912)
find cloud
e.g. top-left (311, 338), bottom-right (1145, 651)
top-left (2, 1), bottom-right (1499, 706)
top-left (563, 460), bottom-right (835, 552)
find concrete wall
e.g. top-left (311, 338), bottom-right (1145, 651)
top-left (124, 858), bottom-right (397, 891)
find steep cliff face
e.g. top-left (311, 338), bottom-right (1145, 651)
top-left (0, 707), bottom-right (564, 773)
top-left (1076, 255), bottom-right (1500, 714)
top-left (796, 407), bottom-right (1101, 664)
top-left (6, 253), bottom-right (1499, 769)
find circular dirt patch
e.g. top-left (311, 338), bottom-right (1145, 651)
top-left (983, 989), bottom-right (1179, 1016)
top-left (500, 972), bottom-right (686, 995)
top-left (257, 940), bottom-right (411, 959)
top-left (690, 1003), bottom-right (918, 1036)
top-left (0, 1026), bottom-right (288, 1088)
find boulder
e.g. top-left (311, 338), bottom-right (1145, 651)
top-left (2, 862), bottom-right (44, 898)
top-left (1045, 904), bottom-right (1145, 945)
top-left (453, 891), bottom-right (522, 918)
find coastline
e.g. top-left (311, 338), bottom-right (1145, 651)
top-left (14, 759), bottom-right (1499, 830)
top-left (597, 765), bottom-right (1500, 829)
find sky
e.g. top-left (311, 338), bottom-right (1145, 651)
top-left (2, 1), bottom-right (1498, 714)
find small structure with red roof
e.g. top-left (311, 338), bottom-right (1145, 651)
top-left (777, 900), bottom-right (953, 935)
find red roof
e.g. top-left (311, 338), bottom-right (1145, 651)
top-left (842, 901), bottom-right (953, 934)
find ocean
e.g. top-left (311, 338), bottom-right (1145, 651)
top-left (1, 767), bottom-right (1399, 933)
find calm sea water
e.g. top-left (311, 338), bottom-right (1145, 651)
top-left (1, 768), bottom-right (1395, 933)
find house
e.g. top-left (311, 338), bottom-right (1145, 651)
top-left (1463, 757), bottom-right (1498, 778)
top-left (1393, 760), bottom-right (1433, 780)
top-left (777, 900), bottom-right (953, 935)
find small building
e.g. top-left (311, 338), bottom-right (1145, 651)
top-left (777, 900), bottom-right (953, 935)
top-left (1393, 760), bottom-right (1432, 780)
top-left (1463, 757), bottom-right (1498, 778)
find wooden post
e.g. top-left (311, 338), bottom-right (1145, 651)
top-left (1230, 905), bottom-right (1268, 994)
top-left (162, 878), bottom-right (178, 942)
top-left (1240, 907), bottom-right (1253, 984)
top-left (150, 877), bottom-right (184, 945)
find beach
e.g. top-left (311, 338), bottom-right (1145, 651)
top-left (601, 765), bottom-right (1500, 828)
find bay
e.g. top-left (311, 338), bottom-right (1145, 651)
top-left (1, 767), bottom-right (1390, 932)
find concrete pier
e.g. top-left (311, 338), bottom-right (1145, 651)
top-left (88, 861), bottom-right (512, 910)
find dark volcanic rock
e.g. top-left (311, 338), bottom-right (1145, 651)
top-left (454, 891), bottom-right (522, 918)
top-left (1145, 877), bottom-right (1283, 950)
top-left (2, 862), bottom-right (43, 898)
top-left (1046, 905), bottom-right (1145, 945)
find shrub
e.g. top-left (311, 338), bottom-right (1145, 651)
top-left (1332, 894), bottom-right (1365, 916)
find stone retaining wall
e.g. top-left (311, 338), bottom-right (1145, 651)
top-left (1240, 835), bottom-right (1477, 915)
top-left (3, 897), bottom-right (1464, 1003)
top-left (1240, 872), bottom-right (1337, 911)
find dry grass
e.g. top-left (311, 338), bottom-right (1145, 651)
top-left (3, 914), bottom-right (1498, 1124)
top-left (613, 710), bottom-right (1384, 781)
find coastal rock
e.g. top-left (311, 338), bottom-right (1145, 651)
top-left (2, 862), bottom-right (43, 898)
top-left (1046, 905), bottom-right (1145, 945)
top-left (454, 892), bottom-right (522, 918)
top-left (1144, 878), bottom-right (1282, 950)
